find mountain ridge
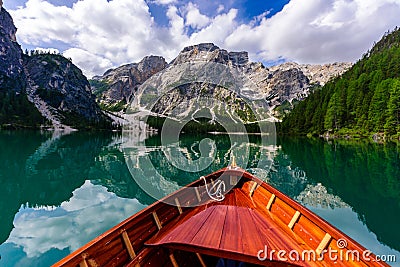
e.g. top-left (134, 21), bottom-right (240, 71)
top-left (94, 43), bottom-right (351, 119)
top-left (0, 6), bottom-right (112, 130)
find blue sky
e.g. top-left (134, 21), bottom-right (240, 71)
top-left (5, 0), bottom-right (400, 77)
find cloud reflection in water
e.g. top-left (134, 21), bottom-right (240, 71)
top-left (3, 180), bottom-right (146, 262)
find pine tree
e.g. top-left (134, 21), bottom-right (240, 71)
top-left (368, 79), bottom-right (391, 131)
top-left (384, 79), bottom-right (400, 135)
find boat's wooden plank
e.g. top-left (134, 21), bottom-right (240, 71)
top-left (173, 207), bottom-right (212, 244)
top-left (250, 209), bottom-right (301, 252)
top-left (127, 214), bottom-right (159, 251)
top-left (102, 248), bottom-right (132, 267)
top-left (219, 204), bottom-right (243, 253)
top-left (292, 215), bottom-right (327, 251)
top-left (273, 197), bottom-right (297, 219)
top-left (288, 211), bottom-right (301, 230)
top-left (174, 198), bottom-right (183, 214)
top-left (169, 252), bottom-right (179, 267)
top-left (236, 206), bottom-right (266, 255)
top-left (195, 253), bottom-right (207, 267)
top-left (73, 235), bottom-right (127, 267)
top-left (156, 201), bottom-right (181, 226)
top-left (121, 230), bottom-right (137, 260)
top-left (253, 204), bottom-right (313, 255)
top-left (266, 193), bottom-right (276, 211)
top-left (125, 247), bottom-right (170, 267)
top-left (252, 184), bottom-right (273, 204)
top-left (126, 200), bottom-right (187, 250)
top-left (92, 238), bottom-right (125, 266)
top-left (249, 181), bottom-right (258, 196)
top-left (270, 198), bottom-right (296, 226)
top-left (194, 187), bottom-right (202, 203)
top-left (79, 258), bottom-right (88, 267)
top-left (152, 211), bottom-right (162, 230)
top-left (146, 205), bottom-right (212, 246)
top-left (169, 186), bottom-right (204, 208)
top-left (234, 185), bottom-right (256, 208)
top-left (191, 205), bottom-right (228, 248)
top-left (316, 233), bottom-right (331, 256)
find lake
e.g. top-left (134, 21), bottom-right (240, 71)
top-left (0, 131), bottom-right (399, 266)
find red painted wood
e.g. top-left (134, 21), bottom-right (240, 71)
top-left (191, 205), bottom-right (228, 248)
top-left (219, 205), bottom-right (244, 254)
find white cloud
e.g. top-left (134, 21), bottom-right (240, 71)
top-left (63, 48), bottom-right (113, 78)
top-left (217, 4), bottom-right (225, 13)
top-left (11, 0), bottom-right (75, 45)
top-left (10, 0), bottom-right (164, 77)
top-left (9, 0), bottom-right (400, 77)
top-left (184, 2), bottom-right (210, 29)
top-left (226, 0), bottom-right (400, 64)
top-left (151, 0), bottom-right (177, 5)
top-left (188, 8), bottom-right (238, 47)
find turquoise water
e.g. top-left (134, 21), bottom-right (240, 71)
top-left (0, 131), bottom-right (398, 266)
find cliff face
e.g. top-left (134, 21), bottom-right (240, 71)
top-left (0, 7), bottom-right (111, 129)
top-left (24, 54), bottom-right (111, 128)
top-left (92, 56), bottom-right (167, 110)
top-left (0, 7), bottom-right (25, 93)
top-left (269, 62), bottom-right (353, 87)
top-left (170, 43), bottom-right (249, 66)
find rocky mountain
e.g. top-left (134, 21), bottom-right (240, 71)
top-left (170, 43), bottom-right (249, 66)
top-left (24, 54), bottom-right (111, 129)
top-left (0, 5), bottom-right (43, 127)
top-left (125, 43), bottom-right (351, 124)
top-left (91, 56), bottom-right (167, 111)
top-left (269, 62), bottom-right (353, 87)
top-left (0, 4), bottom-right (24, 92)
top-left (97, 43), bottom-right (351, 120)
top-left (0, 6), bottom-right (111, 129)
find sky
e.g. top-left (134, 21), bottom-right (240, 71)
top-left (4, 0), bottom-right (400, 77)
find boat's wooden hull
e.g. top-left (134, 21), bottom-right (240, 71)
top-left (53, 167), bottom-right (390, 267)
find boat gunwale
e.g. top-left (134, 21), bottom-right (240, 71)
top-left (242, 171), bottom-right (372, 255)
top-left (241, 171), bottom-right (390, 266)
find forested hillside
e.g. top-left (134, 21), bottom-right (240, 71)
top-left (281, 27), bottom-right (400, 139)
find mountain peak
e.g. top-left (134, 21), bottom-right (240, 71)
top-left (171, 43), bottom-right (249, 66)
top-left (91, 55), bottom-right (167, 109)
top-left (181, 43), bottom-right (219, 53)
top-left (0, 6), bottom-right (17, 42)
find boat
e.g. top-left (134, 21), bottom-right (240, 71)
top-left (53, 164), bottom-right (390, 267)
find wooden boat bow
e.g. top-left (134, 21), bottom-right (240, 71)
top-left (53, 166), bottom-right (390, 267)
